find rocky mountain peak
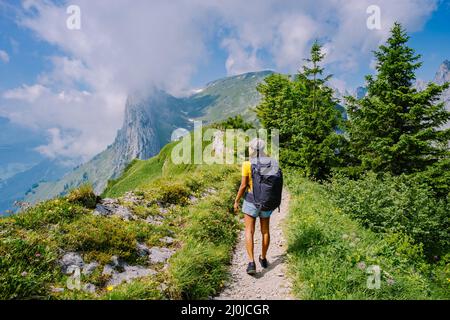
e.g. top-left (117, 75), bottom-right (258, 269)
top-left (434, 60), bottom-right (450, 85)
top-left (111, 92), bottom-right (166, 175)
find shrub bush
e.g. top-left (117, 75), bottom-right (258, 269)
top-left (286, 173), bottom-right (448, 299)
top-left (57, 215), bottom-right (149, 262)
top-left (141, 181), bottom-right (191, 207)
top-left (411, 158), bottom-right (450, 199)
top-left (67, 184), bottom-right (99, 209)
top-left (329, 172), bottom-right (449, 257)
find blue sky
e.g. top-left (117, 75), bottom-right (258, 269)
top-left (410, 3), bottom-right (450, 81)
top-left (1, 0), bottom-right (449, 160)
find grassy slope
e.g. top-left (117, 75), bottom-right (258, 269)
top-left (285, 171), bottom-right (449, 300)
top-left (102, 142), bottom-right (196, 199)
top-left (185, 71), bottom-right (273, 125)
top-left (0, 138), bottom-right (242, 300)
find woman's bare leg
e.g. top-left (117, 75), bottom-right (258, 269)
top-left (260, 217), bottom-right (270, 260)
top-left (244, 214), bottom-right (256, 262)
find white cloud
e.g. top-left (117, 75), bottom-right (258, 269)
top-left (214, 0), bottom-right (438, 75)
top-left (0, 50), bottom-right (9, 63)
top-left (0, 0), bottom-right (439, 161)
top-left (18, 0), bottom-right (213, 95)
top-left (4, 85), bottom-right (125, 161)
top-left (3, 84), bottom-right (48, 102)
top-left (222, 38), bottom-right (263, 75)
top-left (2, 0), bottom-right (216, 161)
top-left (35, 127), bottom-right (76, 159)
top-left (272, 14), bottom-right (320, 70)
top-left (329, 77), bottom-right (350, 96)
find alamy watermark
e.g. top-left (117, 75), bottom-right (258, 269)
top-left (366, 265), bottom-right (381, 289)
top-left (64, 4), bottom-right (381, 33)
top-left (367, 5), bottom-right (382, 30)
top-left (66, 265), bottom-right (81, 290)
top-left (170, 121), bottom-right (279, 166)
top-left (66, 5), bottom-right (81, 30)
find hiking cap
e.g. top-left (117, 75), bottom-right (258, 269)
top-left (249, 138), bottom-right (266, 151)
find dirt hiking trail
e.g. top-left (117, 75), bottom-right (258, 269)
top-left (215, 191), bottom-right (295, 300)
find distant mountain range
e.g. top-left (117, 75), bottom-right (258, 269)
top-left (14, 71), bottom-right (273, 210)
top-left (1, 62), bottom-right (449, 214)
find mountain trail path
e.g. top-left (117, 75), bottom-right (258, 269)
top-left (215, 190), bottom-right (295, 300)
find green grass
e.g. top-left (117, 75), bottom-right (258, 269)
top-left (167, 166), bottom-right (241, 299)
top-left (103, 137), bottom-right (202, 199)
top-left (285, 170), bottom-right (449, 300)
top-left (1, 138), bottom-right (242, 300)
top-left (102, 146), bottom-right (170, 199)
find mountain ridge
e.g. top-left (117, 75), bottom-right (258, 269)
top-left (18, 71), bottom-right (272, 208)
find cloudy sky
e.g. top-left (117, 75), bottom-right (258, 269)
top-left (0, 0), bottom-right (449, 162)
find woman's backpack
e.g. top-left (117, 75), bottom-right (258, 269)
top-left (245, 155), bottom-right (283, 212)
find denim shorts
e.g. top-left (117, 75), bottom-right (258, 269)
top-left (242, 199), bottom-right (273, 218)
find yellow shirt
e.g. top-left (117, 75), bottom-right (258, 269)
top-left (242, 161), bottom-right (252, 192)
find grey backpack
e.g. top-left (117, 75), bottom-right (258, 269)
top-left (245, 155), bottom-right (283, 211)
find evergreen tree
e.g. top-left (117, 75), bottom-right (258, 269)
top-left (215, 115), bottom-right (254, 131)
top-left (346, 23), bottom-right (450, 175)
top-left (257, 41), bottom-right (344, 179)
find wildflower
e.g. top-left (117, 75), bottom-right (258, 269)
top-left (107, 285), bottom-right (114, 291)
top-left (387, 278), bottom-right (395, 286)
top-left (21, 271), bottom-right (28, 277)
top-left (35, 253), bottom-right (41, 258)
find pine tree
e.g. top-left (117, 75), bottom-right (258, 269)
top-left (257, 41), bottom-right (344, 179)
top-left (346, 23), bottom-right (450, 175)
top-left (256, 73), bottom-right (303, 166)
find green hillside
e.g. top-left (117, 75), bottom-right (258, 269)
top-left (0, 137), bottom-right (242, 300)
top-left (185, 71), bottom-right (273, 124)
top-left (102, 142), bottom-right (196, 199)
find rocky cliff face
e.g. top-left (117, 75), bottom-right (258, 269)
top-left (434, 60), bottom-right (450, 129)
top-left (22, 71), bottom-right (270, 204)
top-left (22, 90), bottom-right (187, 203)
top-left (110, 90), bottom-right (191, 179)
top-left (114, 95), bottom-right (160, 162)
top-left (111, 93), bottom-right (168, 179)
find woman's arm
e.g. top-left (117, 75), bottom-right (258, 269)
top-left (234, 176), bottom-right (249, 213)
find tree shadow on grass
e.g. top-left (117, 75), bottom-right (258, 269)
top-left (286, 226), bottom-right (329, 257)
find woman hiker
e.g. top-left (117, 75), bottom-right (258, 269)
top-left (234, 138), bottom-right (283, 275)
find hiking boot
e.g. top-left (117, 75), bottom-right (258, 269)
top-left (259, 256), bottom-right (268, 269)
top-left (246, 262), bottom-right (256, 275)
